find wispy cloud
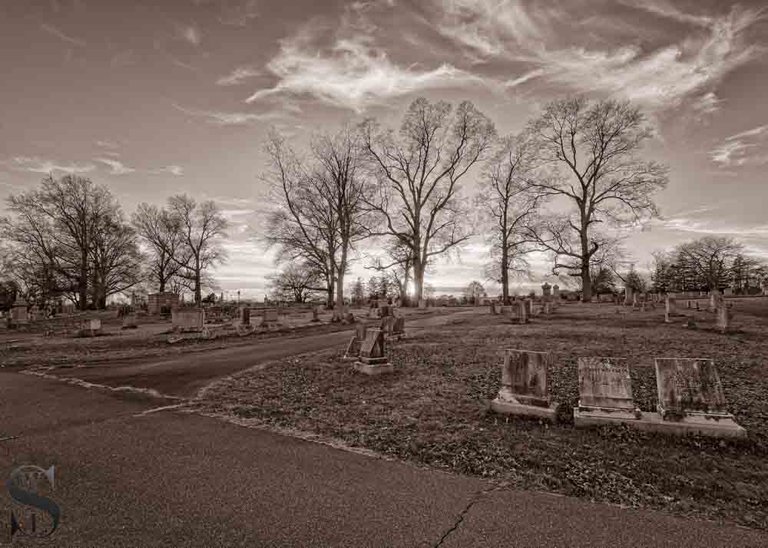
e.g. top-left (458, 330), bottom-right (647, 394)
top-left (217, 0), bottom-right (260, 26)
top-left (216, 66), bottom-right (262, 86)
top-left (152, 165), bottom-right (184, 176)
top-left (710, 124), bottom-right (768, 167)
top-left (95, 157), bottom-right (135, 175)
top-left (11, 156), bottom-right (95, 174)
top-left (96, 140), bottom-right (120, 150)
top-left (40, 23), bottom-right (86, 46)
top-left (176, 23), bottom-right (202, 46)
top-left (247, 30), bottom-right (484, 112)
top-left (690, 91), bottom-right (722, 116)
top-left (433, 1), bottom-right (765, 111)
top-left (173, 103), bottom-right (285, 125)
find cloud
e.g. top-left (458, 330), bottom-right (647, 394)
top-left (96, 140), bottom-right (120, 150)
top-left (40, 23), bottom-right (86, 46)
top-left (95, 158), bottom-right (135, 175)
top-left (432, 1), bottom-right (765, 111)
top-left (176, 23), bottom-right (202, 46)
top-left (690, 91), bottom-right (722, 116)
top-left (152, 165), bottom-right (184, 176)
top-left (216, 66), bottom-right (262, 86)
top-left (710, 124), bottom-right (768, 168)
top-left (173, 103), bottom-right (286, 125)
top-left (247, 31), bottom-right (484, 112)
top-left (11, 156), bottom-right (95, 174)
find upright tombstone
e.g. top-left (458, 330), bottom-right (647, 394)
top-left (543, 301), bottom-right (552, 315)
top-left (709, 289), bottom-right (721, 312)
top-left (172, 308), bottom-right (205, 333)
top-left (505, 300), bottom-right (528, 324)
top-left (573, 357), bottom-right (638, 427)
top-left (523, 299), bottom-right (533, 317)
top-left (654, 358), bottom-right (745, 437)
top-left (354, 328), bottom-right (394, 375)
top-left (239, 306), bottom-right (251, 326)
top-left (311, 306), bottom-right (321, 322)
top-left (716, 301), bottom-right (731, 333)
top-left (10, 299), bottom-right (28, 324)
top-left (552, 285), bottom-right (560, 303)
top-left (624, 286), bottom-right (634, 306)
top-left (490, 301), bottom-right (498, 315)
top-left (541, 283), bottom-right (552, 301)
top-left (343, 323), bottom-right (368, 361)
top-left (418, 298), bottom-right (427, 309)
top-left (392, 315), bottom-right (405, 337)
top-left (723, 287), bottom-right (733, 297)
top-left (490, 350), bottom-right (557, 420)
top-left (262, 308), bottom-right (279, 326)
top-left (121, 313), bottom-right (138, 329)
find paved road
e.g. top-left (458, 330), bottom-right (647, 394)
top-left (1, 372), bottom-right (765, 547)
top-left (36, 311), bottom-right (470, 398)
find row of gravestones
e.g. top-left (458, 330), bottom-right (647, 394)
top-left (490, 349), bottom-right (746, 438)
top-left (490, 299), bottom-right (556, 321)
top-left (663, 295), bottom-right (732, 333)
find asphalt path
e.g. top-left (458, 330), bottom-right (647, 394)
top-left (38, 311), bottom-right (471, 398)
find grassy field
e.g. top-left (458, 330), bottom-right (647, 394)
top-left (196, 298), bottom-right (768, 529)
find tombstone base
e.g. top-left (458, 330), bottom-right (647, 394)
top-left (574, 410), bottom-right (746, 438)
top-left (353, 359), bottom-right (394, 376)
top-left (574, 406), bottom-right (638, 427)
top-left (490, 397), bottom-right (556, 421)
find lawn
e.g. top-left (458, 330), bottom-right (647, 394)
top-left (195, 299), bottom-right (768, 529)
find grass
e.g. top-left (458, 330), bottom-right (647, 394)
top-left (196, 299), bottom-right (768, 529)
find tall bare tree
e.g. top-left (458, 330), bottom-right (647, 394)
top-left (524, 98), bottom-right (668, 301)
top-left (267, 262), bottom-right (323, 303)
top-left (360, 97), bottom-right (496, 305)
top-left (167, 195), bottom-right (228, 305)
top-left (480, 134), bottom-right (540, 304)
top-left (132, 203), bottom-right (186, 293)
top-left (264, 127), bottom-right (370, 318)
top-left (2, 174), bottom-right (140, 309)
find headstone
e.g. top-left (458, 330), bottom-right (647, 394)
top-left (490, 349), bottom-right (556, 420)
top-left (624, 286), bottom-right (634, 306)
top-left (10, 299), bottom-right (28, 324)
top-left (121, 314), bottom-right (138, 329)
top-left (541, 283), bottom-right (551, 299)
top-left (654, 358), bottom-right (745, 437)
top-left (239, 306), bottom-right (251, 325)
top-left (543, 301), bottom-right (552, 315)
top-left (490, 301), bottom-right (498, 315)
top-left (392, 316), bottom-right (405, 336)
top-left (665, 295), bottom-right (677, 318)
top-left (418, 298), bottom-right (427, 309)
top-left (380, 315), bottom-right (396, 335)
top-left (523, 299), bottom-right (533, 317)
top-left (716, 302), bottom-right (731, 333)
top-left (504, 301), bottom-right (528, 324)
top-left (172, 308), bottom-right (205, 333)
top-left (80, 318), bottom-right (103, 337)
top-left (262, 308), bottom-right (279, 325)
top-left (723, 287), bottom-right (733, 297)
top-left (574, 357), bottom-right (638, 426)
top-left (552, 285), bottom-right (560, 303)
top-left (354, 328), bottom-right (393, 375)
top-left (343, 323), bottom-right (368, 361)
top-left (311, 306), bottom-right (321, 322)
top-left (709, 289), bottom-right (721, 312)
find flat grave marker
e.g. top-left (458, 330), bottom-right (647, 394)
top-left (574, 357), bottom-right (638, 426)
top-left (491, 350), bottom-right (556, 420)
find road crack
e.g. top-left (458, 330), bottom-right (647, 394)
top-left (434, 483), bottom-right (508, 547)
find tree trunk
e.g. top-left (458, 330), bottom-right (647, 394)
top-left (413, 257), bottom-right (424, 306)
top-left (194, 271), bottom-right (201, 305)
top-left (500, 246), bottom-right (509, 305)
top-left (581, 267), bottom-right (592, 302)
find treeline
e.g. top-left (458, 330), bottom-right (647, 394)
top-left (263, 95), bottom-right (669, 309)
top-left (0, 175), bottom-right (228, 310)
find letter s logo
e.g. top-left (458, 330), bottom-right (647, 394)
top-left (6, 465), bottom-right (60, 538)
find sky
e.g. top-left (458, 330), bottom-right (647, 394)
top-left (1, 0), bottom-right (767, 298)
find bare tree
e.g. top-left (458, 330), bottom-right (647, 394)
top-left (264, 127), bottom-right (370, 319)
top-left (480, 134), bottom-right (540, 304)
top-left (90, 212), bottom-right (143, 308)
top-left (132, 203), bottom-right (186, 293)
top-left (167, 195), bottom-right (228, 305)
top-left (524, 98), bottom-right (668, 301)
top-left (675, 236), bottom-right (743, 291)
top-left (360, 97), bottom-right (496, 304)
top-left (267, 263), bottom-right (323, 303)
top-left (366, 239), bottom-right (415, 304)
top-left (2, 174), bottom-right (138, 309)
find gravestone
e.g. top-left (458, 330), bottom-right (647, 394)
top-left (716, 302), bottom-right (731, 333)
top-left (354, 328), bottom-right (393, 375)
top-left (490, 349), bottom-right (557, 420)
top-left (665, 295), bottom-right (677, 316)
top-left (505, 301), bottom-right (528, 324)
top-left (392, 316), bottom-right (405, 337)
top-left (239, 307), bottom-right (251, 326)
top-left (709, 289), bottom-right (721, 312)
top-left (418, 299), bottom-right (427, 309)
top-left (262, 308), bottom-right (279, 325)
top-left (552, 285), bottom-right (560, 301)
top-left (172, 308), bottom-right (205, 333)
top-left (343, 323), bottom-right (368, 361)
top-left (624, 286), bottom-right (633, 306)
top-left (10, 300), bottom-right (28, 324)
top-left (311, 306), bottom-right (321, 322)
top-left (79, 318), bottom-right (103, 337)
top-left (574, 357), bottom-right (638, 426)
top-left (490, 301), bottom-right (498, 315)
top-left (380, 315), bottom-right (396, 335)
top-left (523, 299), bottom-right (533, 317)
top-left (541, 283), bottom-right (551, 300)
top-left (724, 287), bottom-right (733, 297)
top-left (121, 314), bottom-right (138, 329)
top-left (654, 358), bottom-right (745, 437)
top-left (543, 301), bottom-right (552, 315)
